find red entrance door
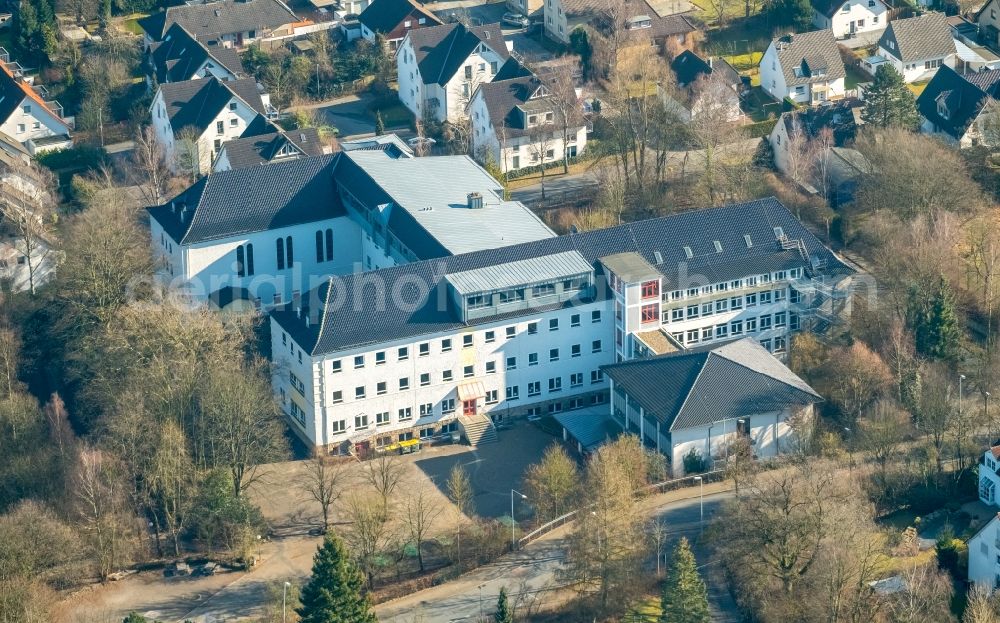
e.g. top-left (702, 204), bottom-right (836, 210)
top-left (463, 399), bottom-right (476, 416)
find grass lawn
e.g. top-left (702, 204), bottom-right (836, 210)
top-left (720, 50), bottom-right (763, 71)
top-left (506, 158), bottom-right (604, 189)
top-left (744, 86), bottom-right (781, 122)
top-left (909, 80), bottom-right (929, 97)
top-left (690, 0), bottom-right (763, 26)
top-left (703, 14), bottom-right (773, 58)
top-left (625, 595), bottom-right (661, 622)
top-left (370, 103), bottom-right (413, 129)
top-left (119, 13), bottom-right (148, 36)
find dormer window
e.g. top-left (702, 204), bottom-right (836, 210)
top-left (937, 97), bottom-right (950, 120)
top-left (841, 2), bottom-right (849, 10)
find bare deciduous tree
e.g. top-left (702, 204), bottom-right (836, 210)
top-left (365, 454), bottom-right (405, 512)
top-left (447, 463), bottom-right (475, 520)
top-left (301, 450), bottom-right (345, 532)
top-left (0, 166), bottom-right (57, 295)
top-left (345, 492), bottom-right (393, 589)
top-left (404, 487), bottom-right (442, 573)
top-left (129, 126), bottom-right (170, 206)
top-left (74, 447), bottom-right (141, 581)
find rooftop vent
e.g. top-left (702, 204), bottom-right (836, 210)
top-left (467, 191), bottom-right (483, 209)
top-left (744, 234), bottom-right (753, 248)
top-left (713, 240), bottom-right (723, 253)
top-left (683, 246), bottom-right (693, 259)
top-left (773, 226), bottom-right (785, 239)
top-left (654, 251), bottom-right (663, 264)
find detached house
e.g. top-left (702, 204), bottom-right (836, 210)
top-left (811, 0), bottom-right (888, 40)
top-left (151, 77), bottom-right (278, 175)
top-left (469, 59), bottom-right (588, 172)
top-left (760, 30), bottom-right (847, 105)
top-left (968, 509), bottom-right (1000, 588)
top-left (543, 0), bottom-right (696, 50)
top-left (397, 22), bottom-right (510, 123)
top-left (917, 65), bottom-right (1000, 147)
top-left (137, 0), bottom-right (301, 49)
top-left (146, 23), bottom-right (244, 87)
top-left (976, 0), bottom-right (1000, 50)
top-left (602, 338), bottom-right (822, 475)
top-left (863, 12), bottom-right (956, 83)
top-left (663, 50), bottom-right (742, 122)
top-left (0, 62), bottom-right (72, 154)
top-left (359, 0), bottom-right (442, 51)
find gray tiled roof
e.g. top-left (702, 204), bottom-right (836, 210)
top-left (878, 12), bottom-right (955, 63)
top-left (149, 23), bottom-right (244, 83)
top-left (917, 64), bottom-right (998, 140)
top-left (217, 127), bottom-right (325, 169)
top-left (147, 154), bottom-right (343, 244)
top-left (332, 149), bottom-right (554, 257)
top-left (158, 77), bottom-right (268, 134)
top-left (408, 22), bottom-right (508, 86)
top-left (274, 197), bottom-right (850, 356)
top-left (553, 408), bottom-right (623, 451)
top-left (446, 250), bottom-right (591, 294)
top-left (138, 0), bottom-right (298, 42)
top-left (602, 338), bottom-right (822, 431)
top-left (358, 0), bottom-right (441, 34)
top-left (772, 30), bottom-right (846, 87)
top-left (476, 72), bottom-right (549, 138)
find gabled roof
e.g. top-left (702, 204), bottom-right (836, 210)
top-left (771, 30), bottom-right (846, 87)
top-left (358, 0), bottom-right (441, 35)
top-left (273, 197), bottom-right (850, 356)
top-left (0, 63), bottom-right (70, 133)
top-left (147, 154), bottom-right (343, 245)
top-left (493, 56), bottom-right (533, 81)
top-left (340, 133), bottom-right (414, 157)
top-left (216, 127), bottom-right (325, 170)
top-left (602, 338), bottom-right (822, 431)
top-left (149, 23), bottom-right (244, 83)
top-left (671, 50), bottom-right (741, 88)
top-left (476, 70), bottom-right (560, 138)
top-left (811, 0), bottom-right (885, 19)
top-left (878, 12), bottom-right (955, 63)
top-left (138, 0), bottom-right (299, 42)
top-left (407, 22), bottom-right (508, 86)
top-left (917, 65), bottom-right (1000, 141)
top-left (157, 77), bottom-right (268, 134)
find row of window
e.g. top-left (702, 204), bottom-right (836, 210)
top-left (663, 269), bottom-right (802, 302)
top-left (664, 287), bottom-right (794, 323)
top-left (326, 312), bottom-right (604, 372)
top-left (670, 312), bottom-right (797, 346)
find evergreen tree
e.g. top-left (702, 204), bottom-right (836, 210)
top-left (296, 533), bottom-right (377, 623)
top-left (100, 0), bottom-right (113, 31)
top-left (660, 538), bottom-right (710, 623)
top-left (494, 586), bottom-right (513, 623)
top-left (908, 277), bottom-right (961, 362)
top-left (861, 64), bottom-right (919, 130)
top-left (374, 110), bottom-right (385, 136)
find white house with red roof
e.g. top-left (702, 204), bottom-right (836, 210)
top-left (0, 60), bottom-right (72, 154)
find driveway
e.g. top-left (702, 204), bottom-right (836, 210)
top-left (375, 489), bottom-right (740, 623)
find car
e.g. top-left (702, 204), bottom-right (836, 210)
top-left (407, 136), bottom-right (437, 148)
top-left (502, 12), bottom-right (530, 28)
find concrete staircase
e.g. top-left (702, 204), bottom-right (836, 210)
top-left (460, 413), bottom-right (498, 446)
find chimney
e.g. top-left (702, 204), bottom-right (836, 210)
top-left (708, 57), bottom-right (714, 69)
top-left (467, 191), bottom-right (483, 209)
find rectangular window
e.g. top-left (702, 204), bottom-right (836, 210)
top-left (591, 370), bottom-right (603, 384)
top-left (592, 310), bottom-right (602, 323)
top-left (485, 390), bottom-right (498, 405)
top-left (760, 291), bottom-right (773, 305)
top-left (529, 353), bottom-right (538, 366)
top-left (229, 118), bottom-right (238, 127)
top-left (506, 385), bottom-right (520, 400)
top-left (486, 361), bottom-right (496, 374)
top-left (790, 313), bottom-right (800, 331)
top-left (774, 288), bottom-right (786, 302)
top-left (398, 407), bottom-right (412, 421)
top-left (399, 377), bottom-right (410, 390)
top-left (746, 317), bottom-right (758, 332)
top-left (354, 355), bottom-right (365, 369)
top-left (760, 338), bottom-right (773, 352)
top-left (548, 377), bottom-right (562, 392)
top-left (548, 402), bottom-right (563, 414)
top-left (216, 120), bottom-right (224, 134)
top-left (702, 327), bottom-right (714, 341)
top-left (355, 414), bottom-right (369, 429)
top-left (533, 283), bottom-right (556, 297)
top-left (548, 318), bottom-right (559, 332)
top-left (731, 320), bottom-right (744, 336)
top-left (398, 347), bottom-right (409, 361)
top-left (485, 330), bottom-right (495, 343)
top-left (377, 411), bottom-right (390, 426)
top-left (715, 299), bottom-right (729, 313)
top-left (332, 419), bottom-right (346, 433)
top-left (641, 280), bottom-right (659, 299)
top-left (463, 334), bottom-right (474, 348)
top-left (419, 343), bottom-right (429, 356)
top-left (687, 305), bottom-right (699, 319)
top-left (420, 403), bottom-right (433, 417)
top-left (442, 398), bottom-right (455, 413)
top-left (701, 302), bottom-right (713, 317)
top-left (467, 294), bottom-right (489, 309)
top-left (716, 324), bottom-right (729, 339)
top-left (331, 359), bottom-right (342, 373)
top-left (572, 344), bottom-right (581, 358)
top-left (571, 373), bottom-right (583, 387)
top-left (332, 390), bottom-right (343, 404)
top-left (746, 293), bottom-right (757, 307)
top-left (443, 370), bottom-right (453, 382)
top-left (506, 357), bottom-right (517, 370)
top-left (731, 296), bottom-right (743, 310)
top-left (687, 329), bottom-right (700, 344)
top-left (528, 322), bottom-right (538, 335)
top-left (571, 314), bottom-right (581, 327)
top-left (290, 372), bottom-right (305, 396)
top-left (549, 348), bottom-right (559, 362)
top-left (420, 373), bottom-right (430, 387)
top-left (463, 365), bottom-right (474, 378)
top-left (671, 308), bottom-right (684, 322)
top-left (506, 326), bottom-right (517, 338)
top-left (774, 336), bottom-right (787, 353)
top-left (442, 338), bottom-right (452, 352)
top-left (375, 351), bottom-right (386, 365)
top-left (775, 312), bottom-right (787, 328)
top-left (760, 315), bottom-right (773, 330)
top-left (641, 304), bottom-right (658, 323)
top-left (592, 340), bottom-right (603, 353)
top-left (528, 381), bottom-right (541, 397)
top-left (499, 289), bottom-right (525, 304)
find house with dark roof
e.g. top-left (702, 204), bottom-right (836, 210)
top-left (150, 77), bottom-right (278, 175)
top-left (264, 195), bottom-right (850, 451)
top-left (0, 61), bottom-right (72, 154)
top-left (469, 58), bottom-right (588, 173)
top-left (662, 50), bottom-right (742, 122)
top-left (146, 23), bottom-right (245, 87)
top-left (137, 0), bottom-right (300, 49)
top-left (359, 0), bottom-right (442, 51)
top-left (976, 0), bottom-right (1000, 51)
top-left (543, 0), bottom-right (697, 49)
top-left (602, 338), bottom-right (821, 474)
top-left (916, 64), bottom-right (1000, 147)
top-left (811, 0), bottom-right (888, 40)
top-left (396, 22), bottom-right (510, 123)
top-left (760, 29), bottom-right (847, 105)
top-left (863, 12), bottom-right (956, 83)
top-left (212, 127), bottom-right (329, 172)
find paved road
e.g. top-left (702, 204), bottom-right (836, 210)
top-left (375, 491), bottom-right (738, 623)
top-left (293, 94), bottom-right (412, 141)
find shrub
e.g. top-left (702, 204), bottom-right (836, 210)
top-left (682, 448), bottom-right (707, 475)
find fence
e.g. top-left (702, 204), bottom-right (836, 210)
top-left (516, 470), bottom-right (726, 549)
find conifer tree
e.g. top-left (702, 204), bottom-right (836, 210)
top-left (660, 537), bottom-right (710, 623)
top-left (494, 586), bottom-right (513, 623)
top-left (861, 65), bottom-right (919, 130)
top-left (297, 533), bottom-right (377, 623)
top-left (908, 277), bottom-right (961, 362)
top-left (374, 111), bottom-right (385, 136)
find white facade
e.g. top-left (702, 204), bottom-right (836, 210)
top-left (760, 42), bottom-right (847, 104)
top-left (874, 41), bottom-right (955, 83)
top-left (969, 513), bottom-right (1000, 589)
top-left (150, 87), bottom-right (264, 175)
top-left (0, 96), bottom-right (69, 146)
top-left (543, 0), bottom-right (575, 43)
top-left (468, 88), bottom-right (588, 172)
top-left (150, 214), bottom-right (364, 307)
top-left (980, 448), bottom-right (1000, 506)
top-left (396, 35), bottom-right (508, 123)
top-left (813, 0), bottom-right (887, 39)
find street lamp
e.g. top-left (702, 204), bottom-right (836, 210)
top-left (282, 581), bottom-right (291, 623)
top-left (987, 391), bottom-right (992, 441)
top-left (511, 489), bottom-right (527, 550)
top-left (843, 427), bottom-right (853, 471)
top-left (478, 583), bottom-right (485, 620)
top-left (960, 374), bottom-right (966, 468)
top-left (693, 475), bottom-right (704, 533)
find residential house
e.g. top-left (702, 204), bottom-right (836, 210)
top-left (811, 0), bottom-right (888, 40)
top-left (137, 0), bottom-right (300, 49)
top-left (146, 23), bottom-right (245, 87)
top-left (148, 146), bottom-right (555, 307)
top-left (602, 338), bottom-right (822, 475)
top-left (0, 131), bottom-right (57, 291)
top-left (863, 12), bottom-right (956, 83)
top-left (469, 59), bottom-right (588, 172)
top-left (916, 65), bottom-right (1000, 147)
top-left (397, 22), bottom-right (510, 123)
top-left (213, 127), bottom-right (329, 172)
top-left (268, 196), bottom-right (852, 452)
top-left (968, 510), bottom-right (1000, 588)
top-left (760, 30), bottom-right (847, 105)
top-left (949, 15), bottom-right (1000, 74)
top-left (543, 0), bottom-right (697, 51)
top-left (150, 77), bottom-right (278, 175)
top-left (507, 0), bottom-right (543, 18)
top-left (977, 0), bottom-right (1000, 51)
top-left (979, 443), bottom-right (1000, 507)
top-left (359, 0), bottom-right (442, 51)
top-left (663, 50), bottom-right (742, 122)
top-left (0, 61), bottom-right (72, 154)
